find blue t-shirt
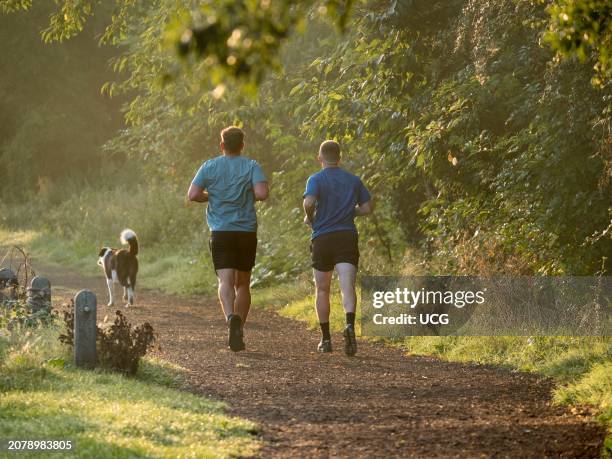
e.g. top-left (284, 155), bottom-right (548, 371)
top-left (303, 167), bottom-right (371, 240)
top-left (192, 155), bottom-right (266, 232)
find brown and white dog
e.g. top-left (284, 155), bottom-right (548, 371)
top-left (97, 229), bottom-right (139, 307)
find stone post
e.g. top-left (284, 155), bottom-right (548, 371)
top-left (74, 290), bottom-right (97, 369)
top-left (27, 276), bottom-right (51, 313)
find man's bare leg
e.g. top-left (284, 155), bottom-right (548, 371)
top-left (216, 268), bottom-right (236, 320)
top-left (218, 268), bottom-right (246, 351)
top-left (335, 262), bottom-right (358, 356)
top-left (335, 262), bottom-right (357, 313)
top-left (314, 269), bottom-right (333, 352)
top-left (234, 270), bottom-right (252, 328)
top-left (314, 269), bottom-right (333, 322)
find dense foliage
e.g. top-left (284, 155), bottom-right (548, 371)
top-left (292, 0), bottom-right (611, 275)
top-left (545, 0), bottom-right (611, 86)
top-left (1, 0), bottom-right (610, 277)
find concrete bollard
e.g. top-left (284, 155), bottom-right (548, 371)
top-left (27, 276), bottom-right (51, 313)
top-left (74, 290), bottom-right (97, 369)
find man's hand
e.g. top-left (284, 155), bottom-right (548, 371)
top-left (187, 184), bottom-right (209, 203)
top-left (355, 200), bottom-right (373, 216)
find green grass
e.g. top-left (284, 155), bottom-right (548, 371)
top-left (0, 324), bottom-right (260, 458)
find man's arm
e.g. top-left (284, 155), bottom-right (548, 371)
top-left (253, 182), bottom-right (269, 201)
top-left (303, 195), bottom-right (317, 225)
top-left (187, 183), bottom-right (209, 203)
top-left (355, 199), bottom-right (373, 216)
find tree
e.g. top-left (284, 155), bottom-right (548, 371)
top-left (545, 0), bottom-right (611, 86)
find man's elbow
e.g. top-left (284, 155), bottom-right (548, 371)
top-left (187, 190), bottom-right (198, 202)
top-left (303, 198), bottom-right (316, 214)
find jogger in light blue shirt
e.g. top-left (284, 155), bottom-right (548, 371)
top-left (187, 126), bottom-right (269, 353)
top-left (192, 155), bottom-right (266, 232)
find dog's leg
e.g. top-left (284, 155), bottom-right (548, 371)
top-left (128, 268), bottom-right (137, 307)
top-left (123, 286), bottom-right (128, 301)
top-left (127, 286), bottom-right (134, 307)
top-left (106, 277), bottom-right (115, 307)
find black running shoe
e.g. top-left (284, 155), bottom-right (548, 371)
top-left (317, 339), bottom-right (332, 353)
top-left (228, 315), bottom-right (245, 352)
top-left (343, 324), bottom-right (357, 356)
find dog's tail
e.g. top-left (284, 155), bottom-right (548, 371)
top-left (120, 229), bottom-right (139, 256)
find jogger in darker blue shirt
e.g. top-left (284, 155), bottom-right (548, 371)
top-left (304, 167), bottom-right (371, 240)
top-left (303, 140), bottom-right (373, 356)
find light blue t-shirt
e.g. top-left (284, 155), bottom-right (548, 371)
top-left (304, 167), bottom-right (371, 240)
top-left (192, 155), bottom-right (266, 232)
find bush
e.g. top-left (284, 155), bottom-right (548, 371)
top-left (60, 307), bottom-right (157, 375)
top-left (1, 296), bottom-right (55, 330)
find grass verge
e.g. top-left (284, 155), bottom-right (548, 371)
top-left (0, 323), bottom-right (260, 458)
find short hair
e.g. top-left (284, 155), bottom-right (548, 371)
top-left (319, 140), bottom-right (340, 163)
top-left (221, 126), bottom-right (244, 153)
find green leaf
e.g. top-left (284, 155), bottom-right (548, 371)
top-left (46, 358), bottom-right (66, 368)
top-left (289, 81), bottom-right (305, 96)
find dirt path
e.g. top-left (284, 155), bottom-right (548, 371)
top-left (37, 261), bottom-right (604, 458)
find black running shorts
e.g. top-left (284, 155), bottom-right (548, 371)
top-left (310, 230), bottom-right (359, 272)
top-left (209, 231), bottom-right (257, 272)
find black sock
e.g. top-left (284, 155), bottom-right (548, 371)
top-left (346, 312), bottom-right (356, 327)
top-left (320, 322), bottom-right (331, 341)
